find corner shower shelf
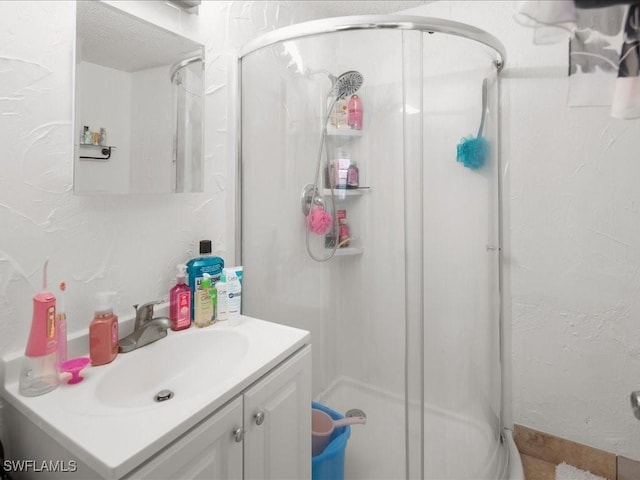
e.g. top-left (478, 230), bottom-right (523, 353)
top-left (323, 187), bottom-right (370, 197)
top-left (327, 247), bottom-right (364, 257)
top-left (326, 128), bottom-right (363, 137)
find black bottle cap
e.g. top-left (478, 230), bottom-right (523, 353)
top-left (199, 240), bottom-right (212, 254)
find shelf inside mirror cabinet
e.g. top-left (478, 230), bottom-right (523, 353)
top-left (78, 143), bottom-right (115, 161)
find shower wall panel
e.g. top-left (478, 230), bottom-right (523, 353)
top-left (242, 30), bottom-right (409, 400)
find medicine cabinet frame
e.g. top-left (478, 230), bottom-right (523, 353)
top-left (73, 0), bottom-right (205, 195)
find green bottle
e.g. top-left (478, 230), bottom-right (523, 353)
top-left (194, 274), bottom-right (213, 328)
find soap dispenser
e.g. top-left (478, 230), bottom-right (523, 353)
top-left (89, 292), bottom-right (119, 366)
top-left (19, 259), bottom-right (59, 397)
top-left (170, 264), bottom-right (191, 331)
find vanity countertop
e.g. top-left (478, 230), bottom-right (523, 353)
top-left (1, 315), bottom-right (310, 479)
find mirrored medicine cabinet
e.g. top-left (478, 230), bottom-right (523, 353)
top-left (74, 1), bottom-right (205, 195)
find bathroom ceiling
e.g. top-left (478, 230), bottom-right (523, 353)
top-left (76, 1), bottom-right (200, 73)
top-left (297, 1), bottom-right (432, 17)
top-left (76, 1), bottom-right (432, 73)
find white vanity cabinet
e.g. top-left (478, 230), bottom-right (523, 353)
top-left (125, 345), bottom-right (312, 480)
top-left (124, 397), bottom-right (244, 479)
top-left (243, 345), bottom-right (312, 480)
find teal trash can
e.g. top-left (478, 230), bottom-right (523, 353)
top-left (312, 401), bottom-right (351, 480)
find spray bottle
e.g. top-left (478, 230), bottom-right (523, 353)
top-left (19, 259), bottom-right (59, 397)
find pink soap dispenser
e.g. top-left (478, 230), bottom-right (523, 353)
top-left (19, 259), bottom-right (60, 397)
top-left (170, 264), bottom-right (191, 331)
top-left (89, 292), bottom-right (119, 366)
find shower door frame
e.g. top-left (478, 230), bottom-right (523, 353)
top-left (236, 15), bottom-right (507, 479)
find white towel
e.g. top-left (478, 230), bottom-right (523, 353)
top-left (555, 462), bottom-right (607, 480)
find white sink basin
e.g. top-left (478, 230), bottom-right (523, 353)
top-left (1, 314), bottom-right (310, 480)
top-left (95, 329), bottom-right (249, 409)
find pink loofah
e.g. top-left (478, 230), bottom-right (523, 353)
top-left (307, 206), bottom-right (333, 235)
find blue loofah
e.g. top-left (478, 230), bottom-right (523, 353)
top-left (457, 78), bottom-right (489, 170)
top-left (456, 135), bottom-right (488, 170)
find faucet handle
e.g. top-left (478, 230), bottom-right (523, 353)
top-left (134, 300), bottom-right (162, 327)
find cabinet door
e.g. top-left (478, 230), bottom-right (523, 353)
top-left (243, 346), bottom-right (312, 480)
top-left (126, 397), bottom-right (243, 480)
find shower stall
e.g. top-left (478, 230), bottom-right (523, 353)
top-left (238, 15), bottom-right (520, 480)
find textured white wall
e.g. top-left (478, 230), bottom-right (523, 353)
top-left (0, 0), bottom-right (218, 354)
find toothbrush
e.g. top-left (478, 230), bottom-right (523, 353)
top-left (57, 281), bottom-right (68, 365)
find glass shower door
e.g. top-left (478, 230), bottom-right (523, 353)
top-left (241, 28), bottom-right (411, 480)
top-left (417, 34), bottom-right (504, 479)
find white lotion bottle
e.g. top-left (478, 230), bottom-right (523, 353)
top-left (215, 281), bottom-right (228, 322)
top-left (222, 268), bottom-right (242, 325)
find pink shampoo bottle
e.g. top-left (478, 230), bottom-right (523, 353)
top-left (347, 94), bottom-right (363, 130)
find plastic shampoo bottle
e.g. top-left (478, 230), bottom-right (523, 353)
top-left (215, 281), bottom-right (228, 322)
top-left (89, 292), bottom-right (119, 366)
top-left (222, 267), bottom-right (242, 324)
top-left (194, 274), bottom-right (214, 328)
top-left (170, 264), bottom-right (191, 331)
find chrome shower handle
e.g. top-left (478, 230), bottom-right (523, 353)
top-left (631, 391), bottom-right (640, 420)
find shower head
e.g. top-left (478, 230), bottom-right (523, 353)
top-left (295, 67), bottom-right (363, 99)
top-left (332, 71), bottom-right (363, 99)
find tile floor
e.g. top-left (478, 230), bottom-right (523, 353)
top-left (521, 453), bottom-right (557, 480)
top-left (516, 425), bottom-right (640, 480)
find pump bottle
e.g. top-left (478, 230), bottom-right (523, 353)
top-left (194, 274), bottom-right (214, 328)
top-left (89, 292), bottom-right (119, 366)
top-left (170, 264), bottom-right (191, 331)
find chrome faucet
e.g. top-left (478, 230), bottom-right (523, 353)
top-left (118, 301), bottom-right (171, 353)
